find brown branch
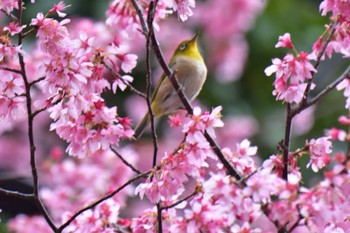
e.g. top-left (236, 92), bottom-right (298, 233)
top-left (22, 27), bottom-right (36, 38)
top-left (160, 189), bottom-right (197, 210)
top-left (291, 65), bottom-right (350, 117)
top-left (145, 3), bottom-right (163, 233)
top-left (17, 1), bottom-right (57, 231)
top-left (0, 66), bottom-right (22, 74)
top-left (29, 76), bottom-right (46, 87)
top-left (57, 171), bottom-right (151, 232)
top-left (282, 104), bottom-right (293, 181)
top-left (301, 20), bottom-right (337, 106)
top-left (1, 9), bottom-right (17, 20)
top-left (129, 0), bottom-right (149, 34)
top-left (0, 187), bottom-right (34, 200)
top-left (110, 145), bottom-right (142, 174)
top-left (31, 96), bottom-right (63, 118)
top-left (281, 21), bottom-right (344, 181)
top-left (103, 61), bottom-right (146, 98)
top-left (146, 3), bottom-right (159, 169)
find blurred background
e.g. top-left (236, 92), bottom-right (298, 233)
top-left (1, 0), bottom-right (349, 231)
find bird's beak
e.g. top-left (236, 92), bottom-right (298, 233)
top-left (190, 32), bottom-right (199, 43)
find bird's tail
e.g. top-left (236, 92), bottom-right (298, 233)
top-left (133, 113), bottom-right (150, 139)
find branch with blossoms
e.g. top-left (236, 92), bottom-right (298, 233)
top-left (265, 18), bottom-right (350, 180)
top-left (4, 0), bottom-right (350, 233)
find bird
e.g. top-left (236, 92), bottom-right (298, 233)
top-left (134, 33), bottom-right (207, 139)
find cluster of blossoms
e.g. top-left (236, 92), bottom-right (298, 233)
top-left (8, 148), bottom-right (137, 232)
top-left (318, 0), bottom-right (350, 109)
top-left (106, 0), bottom-right (196, 39)
top-left (265, 33), bottom-right (317, 104)
top-left (133, 105), bottom-right (267, 232)
top-left (39, 149), bottom-right (136, 220)
top-left (0, 24), bottom-right (26, 132)
top-left (266, 0), bottom-right (350, 107)
top-left (29, 5), bottom-right (137, 157)
top-left (135, 106), bottom-right (223, 204)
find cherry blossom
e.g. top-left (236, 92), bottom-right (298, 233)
top-left (265, 36), bottom-right (317, 104)
top-left (0, 0), bottom-right (18, 14)
top-left (307, 137), bottom-right (333, 172)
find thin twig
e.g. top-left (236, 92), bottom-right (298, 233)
top-left (160, 190), bottom-right (197, 210)
top-left (282, 104), bottom-right (293, 181)
top-left (0, 187), bottom-right (34, 200)
top-left (29, 76), bottom-right (46, 87)
top-left (129, 0), bottom-right (149, 34)
top-left (22, 27), bottom-right (36, 38)
top-left (31, 96), bottom-right (63, 118)
top-left (103, 61), bottom-right (146, 98)
top-left (146, 3), bottom-right (163, 233)
top-left (57, 171), bottom-right (151, 232)
top-left (146, 3), bottom-right (159, 168)
top-left (0, 66), bottom-right (22, 74)
top-left (17, 0), bottom-right (57, 231)
top-left (292, 65), bottom-right (350, 117)
top-left (301, 21), bottom-right (337, 106)
top-left (1, 9), bottom-right (17, 20)
top-left (203, 131), bottom-right (243, 181)
top-left (110, 146), bottom-right (142, 174)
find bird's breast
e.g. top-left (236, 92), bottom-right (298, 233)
top-left (173, 56), bottom-right (207, 100)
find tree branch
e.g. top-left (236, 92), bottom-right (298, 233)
top-left (57, 171), bottom-right (151, 232)
top-left (282, 104), bottom-right (293, 181)
top-left (301, 20), bottom-right (337, 106)
top-left (0, 187), bottom-right (34, 200)
top-left (29, 76), bottom-right (46, 87)
top-left (110, 146), bottom-right (142, 174)
top-left (146, 3), bottom-right (159, 169)
top-left (103, 61), bottom-right (146, 98)
top-left (292, 64), bottom-right (350, 117)
top-left (17, 1), bottom-right (57, 231)
top-left (160, 189), bottom-right (197, 210)
top-left (0, 66), bottom-right (22, 74)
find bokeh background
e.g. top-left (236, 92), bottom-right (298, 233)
top-left (1, 0), bottom-right (349, 231)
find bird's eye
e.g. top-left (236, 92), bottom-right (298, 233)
top-left (179, 43), bottom-right (187, 51)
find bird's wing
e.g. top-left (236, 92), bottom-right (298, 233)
top-left (151, 59), bottom-right (177, 102)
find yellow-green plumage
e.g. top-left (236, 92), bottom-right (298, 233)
top-left (134, 34), bottom-right (207, 139)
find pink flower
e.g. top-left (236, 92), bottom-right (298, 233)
top-left (275, 33), bottom-right (294, 49)
top-left (337, 79), bottom-right (350, 109)
top-left (265, 50), bottom-right (316, 104)
top-left (48, 1), bottom-right (68, 17)
top-left (0, 0), bottom-right (18, 14)
top-left (172, 0), bottom-right (196, 21)
top-left (222, 139), bottom-right (257, 176)
top-left (320, 0), bottom-right (350, 19)
top-left (307, 137), bottom-right (332, 172)
top-left (3, 22), bottom-right (27, 36)
top-left (62, 199), bottom-right (120, 233)
top-left (30, 13), bottom-right (45, 27)
top-left (169, 114), bottom-right (182, 127)
top-left (338, 115), bottom-right (350, 125)
top-left (8, 215), bottom-right (51, 233)
top-left (326, 127), bottom-right (347, 141)
top-left (0, 72), bottom-right (24, 97)
top-left (106, 0), bottom-right (171, 37)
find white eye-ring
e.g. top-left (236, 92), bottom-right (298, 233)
top-left (179, 43), bottom-right (186, 51)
